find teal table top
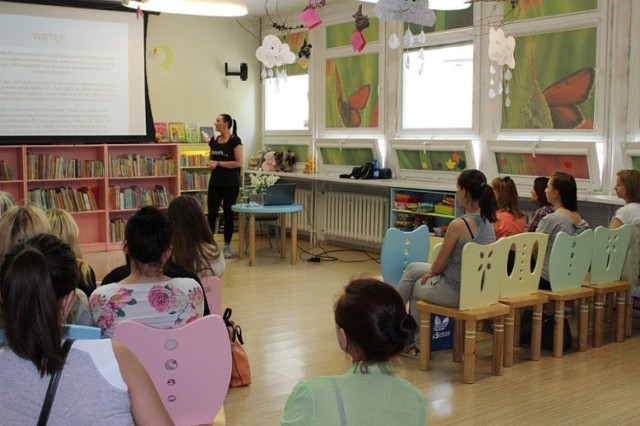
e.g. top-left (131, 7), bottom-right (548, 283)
top-left (231, 203), bottom-right (303, 214)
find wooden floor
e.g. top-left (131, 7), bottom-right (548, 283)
top-left (86, 238), bottom-right (640, 425)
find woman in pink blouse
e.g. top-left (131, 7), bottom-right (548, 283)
top-left (491, 176), bottom-right (526, 238)
top-left (90, 206), bottom-right (204, 337)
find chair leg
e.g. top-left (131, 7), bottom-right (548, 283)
top-left (578, 297), bottom-right (590, 352)
top-left (615, 292), bottom-right (626, 342)
top-left (626, 302), bottom-right (633, 337)
top-left (453, 319), bottom-right (463, 363)
top-left (514, 309), bottom-right (522, 348)
top-left (419, 312), bottom-right (431, 371)
top-left (593, 293), bottom-right (605, 348)
top-left (503, 307), bottom-right (515, 367)
top-left (553, 301), bottom-right (565, 358)
top-left (531, 304), bottom-right (543, 361)
top-left (463, 320), bottom-right (477, 384)
top-left (492, 317), bottom-right (505, 378)
top-left (605, 293), bottom-right (614, 337)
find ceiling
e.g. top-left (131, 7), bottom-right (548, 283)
top-left (244, 0), bottom-right (304, 17)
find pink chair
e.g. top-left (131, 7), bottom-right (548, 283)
top-left (112, 315), bottom-right (232, 426)
top-left (202, 276), bottom-right (223, 316)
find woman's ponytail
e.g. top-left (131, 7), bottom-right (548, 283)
top-left (479, 182), bottom-right (498, 223)
top-left (232, 118), bottom-right (237, 136)
top-left (457, 170), bottom-right (498, 223)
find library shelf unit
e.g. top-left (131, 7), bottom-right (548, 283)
top-left (178, 143), bottom-right (210, 212)
top-left (390, 188), bottom-right (459, 250)
top-left (0, 143), bottom-right (179, 253)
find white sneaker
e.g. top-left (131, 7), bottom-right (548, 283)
top-left (223, 246), bottom-right (232, 259)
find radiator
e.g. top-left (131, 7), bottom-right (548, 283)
top-left (293, 188), bottom-right (312, 232)
top-left (323, 191), bottom-right (389, 244)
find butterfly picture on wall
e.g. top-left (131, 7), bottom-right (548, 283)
top-left (542, 67), bottom-right (595, 129)
top-left (334, 66), bottom-right (370, 128)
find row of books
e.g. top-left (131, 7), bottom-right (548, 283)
top-left (155, 122), bottom-right (214, 144)
top-left (110, 218), bottom-right (125, 243)
top-left (180, 170), bottom-right (210, 191)
top-left (0, 160), bottom-right (14, 180)
top-left (109, 185), bottom-right (172, 210)
top-left (187, 192), bottom-right (208, 212)
top-left (109, 154), bottom-right (177, 178)
top-left (180, 154), bottom-right (209, 167)
top-left (27, 153), bottom-right (104, 180)
top-left (28, 186), bottom-right (99, 212)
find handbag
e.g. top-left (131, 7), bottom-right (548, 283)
top-left (223, 308), bottom-right (251, 387)
top-left (339, 162), bottom-right (374, 180)
top-left (38, 339), bottom-right (74, 426)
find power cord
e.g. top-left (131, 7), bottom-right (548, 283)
top-left (298, 243), bottom-right (380, 264)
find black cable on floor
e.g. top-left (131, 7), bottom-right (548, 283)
top-left (298, 244), bottom-right (380, 264)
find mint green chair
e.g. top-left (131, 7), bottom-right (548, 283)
top-left (584, 225), bottom-right (633, 347)
top-left (539, 229), bottom-right (594, 357)
top-left (498, 232), bottom-right (549, 367)
top-left (380, 225), bottom-right (429, 286)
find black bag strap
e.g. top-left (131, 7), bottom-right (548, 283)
top-left (235, 325), bottom-right (244, 345)
top-left (223, 308), bottom-right (232, 326)
top-left (37, 339), bottom-right (74, 426)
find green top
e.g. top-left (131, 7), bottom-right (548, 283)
top-left (280, 363), bottom-right (426, 426)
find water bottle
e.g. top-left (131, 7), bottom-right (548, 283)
top-left (373, 159), bottom-right (380, 179)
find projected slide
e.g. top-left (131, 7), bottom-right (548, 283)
top-left (0, 1), bottom-right (147, 137)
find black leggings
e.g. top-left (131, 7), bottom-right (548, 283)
top-left (207, 185), bottom-right (240, 245)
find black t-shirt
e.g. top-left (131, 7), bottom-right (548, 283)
top-left (209, 134), bottom-right (242, 187)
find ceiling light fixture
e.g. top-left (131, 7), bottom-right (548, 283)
top-left (359, 0), bottom-right (471, 10)
top-left (121, 0), bottom-right (248, 17)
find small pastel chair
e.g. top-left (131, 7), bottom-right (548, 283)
top-left (381, 225), bottom-right (429, 286)
top-left (416, 238), bottom-right (511, 384)
top-left (538, 229), bottom-right (594, 357)
top-left (498, 232), bottom-right (549, 367)
top-left (112, 315), bottom-right (232, 426)
top-left (201, 275), bottom-right (223, 316)
top-left (583, 225), bottom-right (633, 347)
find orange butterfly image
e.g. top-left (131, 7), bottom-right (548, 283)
top-left (334, 66), bottom-right (370, 128)
top-left (542, 67), bottom-right (595, 129)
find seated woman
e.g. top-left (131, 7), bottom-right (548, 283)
top-left (280, 278), bottom-right (426, 426)
top-left (610, 169), bottom-right (640, 294)
top-left (537, 172), bottom-right (589, 290)
top-left (491, 176), bottom-right (525, 239)
top-left (396, 169), bottom-right (497, 354)
top-left (168, 195), bottom-right (225, 278)
top-left (528, 176), bottom-right (554, 232)
top-left (89, 206), bottom-right (205, 337)
top-left (0, 205), bottom-right (50, 265)
top-left (0, 191), bottom-right (14, 217)
top-left (0, 234), bottom-right (171, 425)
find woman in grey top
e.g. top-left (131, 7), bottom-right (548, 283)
top-left (537, 172), bottom-right (589, 290)
top-left (397, 170), bottom-right (497, 353)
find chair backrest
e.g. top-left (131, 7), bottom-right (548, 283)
top-left (430, 242), bottom-right (442, 263)
top-left (381, 225), bottom-right (429, 286)
top-left (112, 315), bottom-right (232, 426)
top-left (499, 233), bottom-right (549, 298)
top-left (590, 224), bottom-right (633, 284)
top-left (548, 229), bottom-right (594, 291)
top-left (459, 238), bottom-right (510, 310)
top-left (201, 275), bottom-right (223, 316)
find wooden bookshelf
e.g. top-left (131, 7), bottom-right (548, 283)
top-left (0, 144), bottom-right (179, 252)
top-left (178, 143), bottom-right (210, 212)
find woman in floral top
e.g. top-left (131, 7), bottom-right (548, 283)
top-left (528, 176), bottom-right (555, 232)
top-left (90, 206), bottom-right (204, 338)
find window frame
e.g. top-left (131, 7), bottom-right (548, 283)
top-left (263, 136), bottom-right (312, 173)
top-left (315, 138), bottom-right (381, 176)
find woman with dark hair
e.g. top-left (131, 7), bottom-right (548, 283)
top-left (491, 176), bottom-right (525, 238)
top-left (397, 169), bottom-right (497, 355)
top-left (207, 113), bottom-right (243, 259)
top-left (528, 176), bottom-right (554, 232)
top-left (89, 206), bottom-right (204, 337)
top-left (168, 195), bottom-right (225, 278)
top-left (0, 234), bottom-right (171, 425)
top-left (280, 278), bottom-right (426, 426)
top-left (536, 172), bottom-right (589, 290)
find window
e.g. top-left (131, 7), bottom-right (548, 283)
top-left (264, 74), bottom-right (309, 131)
top-left (402, 43), bottom-right (474, 129)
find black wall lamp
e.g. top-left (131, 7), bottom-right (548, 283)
top-left (225, 63), bottom-right (248, 81)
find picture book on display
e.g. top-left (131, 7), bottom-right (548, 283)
top-left (168, 122), bottom-right (186, 142)
top-left (185, 122), bottom-right (200, 143)
top-left (154, 122), bottom-right (169, 143)
top-left (200, 126), bottom-right (214, 143)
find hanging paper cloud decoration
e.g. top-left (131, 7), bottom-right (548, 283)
top-left (488, 27), bottom-right (516, 69)
top-left (374, 0), bottom-right (435, 27)
top-left (256, 35), bottom-right (297, 69)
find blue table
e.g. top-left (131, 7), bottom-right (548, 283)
top-left (231, 203), bottom-right (304, 266)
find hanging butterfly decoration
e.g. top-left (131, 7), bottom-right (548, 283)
top-left (541, 67), bottom-right (595, 129)
top-left (351, 4), bottom-right (370, 53)
top-left (334, 66), bottom-right (371, 128)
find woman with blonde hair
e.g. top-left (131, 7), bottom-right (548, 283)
top-left (45, 208), bottom-right (97, 297)
top-left (0, 191), bottom-right (14, 217)
top-left (0, 205), bottom-right (50, 265)
top-left (168, 195), bottom-right (225, 278)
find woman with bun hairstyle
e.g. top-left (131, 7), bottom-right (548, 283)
top-left (280, 278), bottom-right (426, 426)
top-left (397, 169), bottom-right (497, 355)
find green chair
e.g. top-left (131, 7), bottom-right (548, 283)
top-left (539, 229), bottom-right (594, 357)
top-left (584, 225), bottom-right (633, 347)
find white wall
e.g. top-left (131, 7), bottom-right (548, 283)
top-left (146, 13), bottom-right (262, 158)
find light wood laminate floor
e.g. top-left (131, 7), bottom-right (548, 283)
top-left (86, 238), bottom-right (640, 425)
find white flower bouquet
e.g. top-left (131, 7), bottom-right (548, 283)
top-left (249, 172), bottom-right (280, 194)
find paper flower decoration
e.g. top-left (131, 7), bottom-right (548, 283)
top-left (487, 27), bottom-right (516, 107)
top-left (256, 35), bottom-right (296, 69)
top-left (374, 0), bottom-right (435, 26)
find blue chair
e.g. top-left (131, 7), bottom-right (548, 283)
top-left (380, 225), bottom-right (429, 286)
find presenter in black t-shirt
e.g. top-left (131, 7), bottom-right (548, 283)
top-left (207, 113), bottom-right (243, 259)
